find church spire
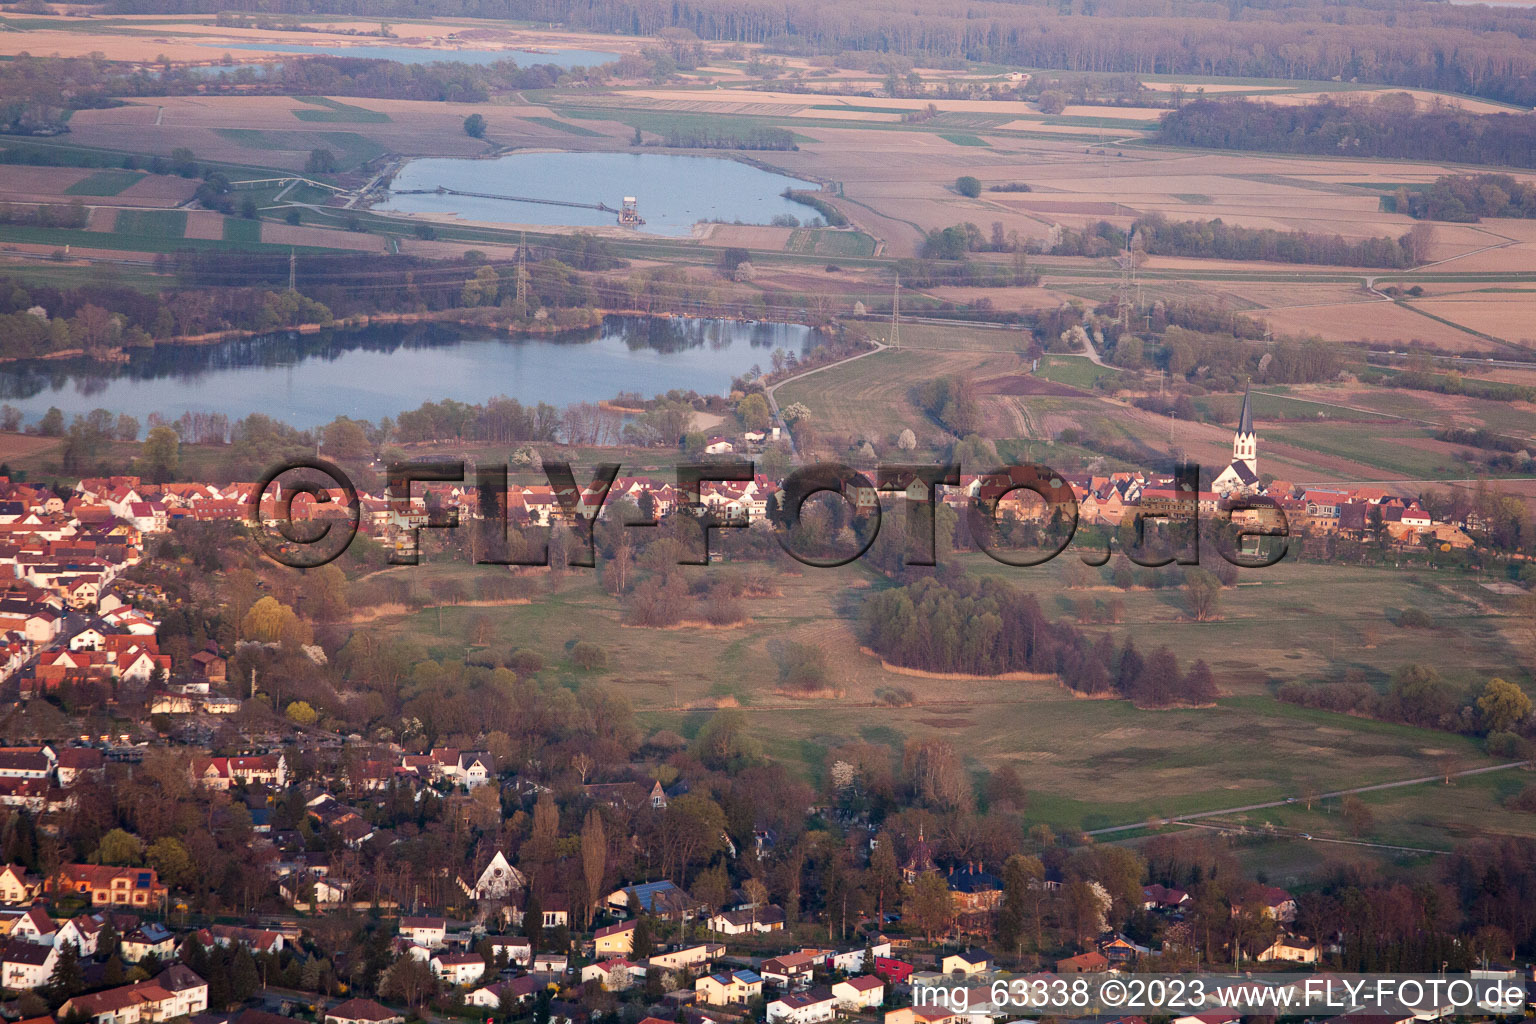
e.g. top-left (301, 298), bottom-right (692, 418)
top-left (1237, 379), bottom-right (1254, 437)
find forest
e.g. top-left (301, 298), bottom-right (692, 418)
top-left (1400, 173), bottom-right (1536, 222)
top-left (96, 0), bottom-right (1536, 105)
top-left (1131, 214), bottom-right (1420, 270)
top-left (861, 574), bottom-right (1220, 707)
top-left (1158, 98), bottom-right (1536, 171)
top-left (0, 54), bottom-right (588, 127)
top-left (1047, 217), bottom-right (1418, 268)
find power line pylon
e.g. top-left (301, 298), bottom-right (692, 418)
top-left (890, 277), bottom-right (901, 349)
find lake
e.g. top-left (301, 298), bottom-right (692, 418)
top-left (379, 152), bottom-right (821, 236)
top-left (207, 42), bottom-right (621, 70)
top-left (0, 317), bottom-right (819, 430)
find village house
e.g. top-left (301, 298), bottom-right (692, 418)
top-left (1257, 934), bottom-right (1319, 963)
top-left (532, 952), bottom-right (569, 974)
top-left (649, 941), bottom-right (724, 971)
top-left (1058, 951), bottom-right (1110, 973)
top-left (431, 951), bottom-right (486, 985)
top-left (59, 965), bottom-right (209, 1024)
top-left (469, 976), bottom-right (542, 1009)
top-left (761, 950), bottom-right (822, 989)
top-left (10, 903), bottom-right (56, 944)
top-left (325, 999), bottom-right (404, 1024)
top-left (825, 938), bottom-right (892, 974)
top-left (594, 920), bottom-right (636, 956)
top-left (121, 923), bottom-right (176, 962)
top-left (1142, 884), bottom-right (1190, 912)
top-left (940, 948), bottom-right (992, 975)
top-left (190, 753), bottom-right (287, 790)
top-left (1, 938), bottom-right (57, 989)
top-left (54, 912), bottom-right (104, 956)
top-left (580, 957), bottom-right (639, 991)
top-left (0, 863), bottom-right (41, 903)
top-left (48, 864), bottom-right (166, 908)
top-left (884, 1010), bottom-right (964, 1024)
top-left (486, 934), bottom-right (532, 965)
top-left (832, 975), bottom-right (886, 1010)
top-left (696, 969), bottom-right (763, 1006)
top-left (398, 916), bottom-right (447, 948)
top-left (767, 988), bottom-right (837, 1024)
top-left (707, 905), bottom-right (786, 934)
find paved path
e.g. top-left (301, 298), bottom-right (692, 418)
top-left (1085, 760), bottom-right (1529, 836)
top-left (764, 339), bottom-right (887, 455)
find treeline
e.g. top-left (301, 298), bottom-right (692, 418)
top-left (0, 244), bottom-right (629, 356)
top-left (1279, 665), bottom-right (1532, 742)
top-left (1437, 426), bottom-right (1524, 453)
top-left (783, 189), bottom-right (848, 226)
top-left (393, 397), bottom-right (563, 444)
top-left (1377, 369), bottom-right (1536, 404)
top-left (894, 257), bottom-right (1040, 288)
top-left (168, 238), bottom-right (621, 319)
top-left (1134, 213), bottom-right (1419, 269)
top-left (0, 54), bottom-right (591, 120)
top-left (862, 575), bottom-right (1219, 706)
top-left (1053, 216), bottom-right (1418, 268)
top-left (0, 201), bottom-right (88, 230)
top-left (1032, 301), bottom-right (1344, 387)
top-left (1403, 174), bottom-right (1536, 222)
top-left (1160, 99), bottom-right (1536, 171)
top-left (660, 126), bottom-right (797, 150)
top-left (105, 0), bottom-right (1536, 106)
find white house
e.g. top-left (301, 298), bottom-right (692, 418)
top-left (121, 923), bottom-right (175, 962)
top-left (940, 949), bottom-right (991, 975)
top-left (580, 957), bottom-right (637, 991)
top-left (54, 914), bottom-right (103, 956)
top-left (486, 935), bottom-right (532, 966)
top-left (1, 939), bottom-right (56, 989)
top-left (431, 952), bottom-right (486, 986)
top-left (468, 976), bottom-right (541, 1010)
top-left (833, 976), bottom-right (885, 1010)
top-left (1256, 934), bottom-right (1319, 964)
top-left (767, 988), bottom-right (837, 1024)
top-left (828, 939), bottom-right (891, 973)
top-left (10, 903), bottom-right (57, 944)
top-left (532, 952), bottom-right (568, 974)
top-left (398, 916), bottom-right (447, 948)
top-left (708, 906), bottom-right (786, 935)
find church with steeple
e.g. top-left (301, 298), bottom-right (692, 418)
top-left (1212, 382), bottom-right (1259, 495)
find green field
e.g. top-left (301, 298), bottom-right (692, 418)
top-left (112, 209), bottom-right (187, 239)
top-left (523, 116), bottom-right (605, 137)
top-left (938, 132), bottom-right (991, 147)
top-left (293, 97), bottom-right (392, 123)
top-left (222, 217), bottom-right (262, 243)
top-left (1035, 354), bottom-right (1128, 390)
top-left (63, 170), bottom-right (145, 196)
top-left (786, 228), bottom-right (878, 257)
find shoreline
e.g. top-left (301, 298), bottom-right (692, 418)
top-left (0, 307), bottom-right (820, 365)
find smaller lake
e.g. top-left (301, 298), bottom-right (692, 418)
top-left (206, 42), bottom-right (620, 69)
top-left (0, 317), bottom-right (821, 430)
top-left (380, 152), bottom-right (821, 236)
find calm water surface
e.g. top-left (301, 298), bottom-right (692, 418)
top-left (379, 152), bottom-right (820, 236)
top-left (0, 317), bottom-right (821, 429)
